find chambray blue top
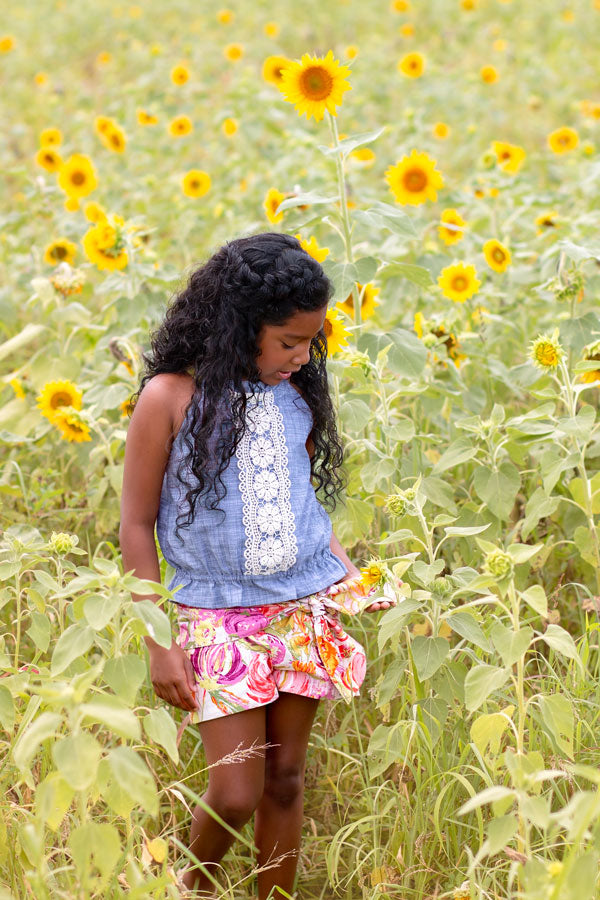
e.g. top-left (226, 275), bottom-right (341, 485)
top-left (155, 379), bottom-right (347, 608)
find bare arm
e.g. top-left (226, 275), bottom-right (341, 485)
top-left (119, 376), bottom-right (198, 711)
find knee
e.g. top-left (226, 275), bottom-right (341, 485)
top-left (205, 783), bottom-right (263, 828)
top-left (263, 763), bottom-right (305, 808)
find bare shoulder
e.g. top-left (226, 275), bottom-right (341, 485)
top-left (136, 372), bottom-right (197, 447)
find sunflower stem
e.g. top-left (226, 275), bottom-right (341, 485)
top-left (327, 113), bottom-right (361, 330)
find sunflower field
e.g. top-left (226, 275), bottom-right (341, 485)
top-left (2, 0), bottom-right (600, 897)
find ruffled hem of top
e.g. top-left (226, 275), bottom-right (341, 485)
top-left (165, 548), bottom-right (348, 609)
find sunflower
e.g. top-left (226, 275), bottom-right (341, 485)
top-left (530, 333), bottom-right (563, 370)
top-left (137, 109), bottom-right (158, 125)
top-left (263, 187), bottom-right (286, 224)
top-left (480, 65), bottom-right (499, 83)
top-left (438, 262), bottom-right (481, 303)
top-left (579, 340), bottom-right (600, 384)
top-left (385, 149), bottom-right (444, 206)
top-left (53, 409), bottom-right (92, 443)
top-left (491, 140), bottom-right (526, 174)
top-left (57, 154), bottom-right (98, 200)
top-left (35, 72), bottom-right (49, 86)
top-left (547, 127), bottom-right (579, 154)
top-left (36, 147), bottom-right (62, 172)
top-left (262, 55), bottom-right (291, 86)
top-left (438, 209), bottom-right (467, 245)
top-left (101, 125), bottom-right (127, 153)
top-left (95, 115), bottom-right (114, 135)
top-left (398, 51), bottom-right (425, 78)
top-left (217, 8), bottom-right (233, 23)
top-left (82, 216), bottom-right (128, 271)
top-left (264, 22), bottom-right (280, 37)
top-left (224, 43), bottom-right (244, 61)
top-left (120, 395), bottom-right (135, 417)
top-left (84, 201), bottom-right (107, 223)
top-left (337, 283), bottom-right (380, 321)
top-left (9, 378), bottom-right (26, 400)
top-left (400, 23), bottom-right (415, 37)
top-left (350, 147), bottom-right (376, 166)
top-left (222, 117), bottom-right (238, 136)
top-left (535, 210), bottom-right (559, 234)
top-left (96, 51), bottom-right (112, 66)
top-left (181, 170), bottom-right (211, 198)
top-left (43, 239), bottom-right (77, 266)
top-left (345, 45), bottom-right (359, 59)
top-left (360, 561), bottom-right (386, 587)
top-left (39, 127), bottom-right (62, 147)
top-left (0, 36), bottom-right (15, 53)
top-left (168, 115), bottom-right (193, 137)
top-left (171, 64), bottom-right (190, 85)
top-left (322, 307), bottom-right (350, 355)
top-left (295, 233), bottom-right (329, 262)
top-left (391, 0), bottom-right (411, 10)
top-left (36, 380), bottom-right (83, 424)
top-left (414, 312), bottom-right (466, 367)
top-left (278, 50), bottom-right (352, 122)
top-left (433, 121), bottom-right (450, 139)
top-left (483, 239), bottom-right (511, 272)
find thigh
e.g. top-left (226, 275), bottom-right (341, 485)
top-left (199, 706), bottom-right (267, 794)
top-left (265, 693), bottom-right (319, 770)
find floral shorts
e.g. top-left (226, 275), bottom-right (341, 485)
top-left (175, 577), bottom-right (383, 722)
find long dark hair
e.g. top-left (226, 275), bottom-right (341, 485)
top-left (131, 232), bottom-right (346, 539)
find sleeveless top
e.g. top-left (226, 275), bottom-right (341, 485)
top-left (155, 379), bottom-right (347, 608)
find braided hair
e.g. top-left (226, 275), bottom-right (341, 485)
top-left (133, 232), bottom-right (346, 539)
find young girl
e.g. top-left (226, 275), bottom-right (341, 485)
top-left (119, 232), bottom-right (394, 898)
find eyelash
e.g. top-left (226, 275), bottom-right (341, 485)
top-left (281, 342), bottom-right (295, 350)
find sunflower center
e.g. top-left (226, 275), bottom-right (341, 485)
top-left (492, 247), bottom-right (506, 263)
top-left (70, 171), bottom-right (86, 185)
top-left (500, 151), bottom-right (511, 160)
top-left (403, 167), bottom-right (428, 192)
top-left (451, 276), bottom-right (468, 292)
top-left (299, 66), bottom-right (333, 101)
top-left (52, 246), bottom-right (68, 260)
top-left (111, 134), bottom-right (121, 147)
top-left (50, 392), bottom-right (73, 408)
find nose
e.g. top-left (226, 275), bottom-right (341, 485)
top-left (292, 343), bottom-right (311, 366)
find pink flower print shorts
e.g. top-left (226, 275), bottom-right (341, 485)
top-left (174, 577), bottom-right (388, 722)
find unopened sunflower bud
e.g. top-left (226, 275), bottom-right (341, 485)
top-left (403, 488), bottom-right (417, 502)
top-left (48, 531), bottom-right (79, 556)
top-left (484, 548), bottom-right (514, 579)
top-left (529, 333), bottom-right (563, 370)
top-left (432, 576), bottom-right (452, 598)
top-left (385, 493), bottom-right (406, 516)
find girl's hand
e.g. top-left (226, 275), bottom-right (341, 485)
top-left (148, 641), bottom-right (199, 712)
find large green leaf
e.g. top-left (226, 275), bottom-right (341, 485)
top-left (473, 462), bottom-right (520, 519)
top-left (51, 623), bottom-right (95, 675)
top-left (464, 665), bottom-right (509, 712)
top-left (52, 733), bottom-right (102, 790)
top-left (411, 636), bottom-right (449, 681)
top-left (108, 746), bottom-right (158, 815)
top-left (143, 708), bottom-right (179, 764)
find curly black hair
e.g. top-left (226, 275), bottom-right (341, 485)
top-left (131, 232), bottom-right (346, 540)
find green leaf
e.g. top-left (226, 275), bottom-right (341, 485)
top-left (539, 693), bottom-right (574, 758)
top-left (318, 127), bottom-right (386, 158)
top-left (432, 437), bottom-right (479, 474)
top-left (520, 585), bottom-right (548, 618)
top-left (12, 712), bottom-right (62, 771)
top-left (0, 323), bottom-right (46, 362)
top-left (473, 462), bottom-right (520, 520)
top-left (447, 611), bottom-right (491, 652)
top-left (568, 472), bottom-right (600, 514)
top-left (386, 328), bottom-right (428, 378)
top-left (443, 524), bottom-right (491, 538)
top-left (69, 823), bottom-right (121, 892)
top-left (353, 255), bottom-right (379, 284)
top-left (557, 405), bottom-right (596, 441)
top-left (507, 542), bottom-right (544, 564)
top-left (458, 785), bottom-right (515, 816)
top-left (574, 525), bottom-right (597, 567)
top-left (367, 722), bottom-right (407, 778)
top-left (130, 599), bottom-right (173, 650)
top-left (491, 623), bottom-right (534, 667)
top-left (471, 710), bottom-right (513, 757)
top-left (380, 261), bottom-right (432, 287)
top-left (557, 239), bottom-right (600, 263)
top-left (376, 657), bottom-right (407, 707)
top-left (35, 772), bottom-right (74, 830)
top-left (340, 397), bottom-right (371, 433)
top-left (276, 191), bottom-right (338, 213)
top-left (421, 476), bottom-right (457, 514)
top-left (377, 599), bottom-right (423, 652)
top-left (464, 665), bottom-right (510, 712)
top-left (143, 708), bottom-right (180, 764)
top-left (542, 624), bottom-right (581, 669)
top-left (521, 488), bottom-right (560, 541)
top-left (83, 593), bottom-right (122, 630)
top-left (411, 636), bottom-right (449, 681)
top-left (51, 623), bottom-right (95, 675)
top-left (80, 697), bottom-right (141, 741)
top-left (108, 746), bottom-right (158, 815)
top-left (0, 685), bottom-right (15, 731)
top-left (52, 733), bottom-right (102, 790)
top-left (412, 559), bottom-right (445, 585)
top-left (486, 814), bottom-right (518, 855)
top-left (26, 612), bottom-right (51, 652)
top-left (103, 654), bottom-right (147, 705)
top-left (559, 310), bottom-right (600, 353)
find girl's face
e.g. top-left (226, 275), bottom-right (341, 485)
top-left (255, 305), bottom-right (328, 385)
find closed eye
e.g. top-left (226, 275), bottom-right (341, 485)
top-left (281, 342), bottom-right (295, 350)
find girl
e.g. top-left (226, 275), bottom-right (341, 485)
top-left (119, 232), bottom-right (394, 898)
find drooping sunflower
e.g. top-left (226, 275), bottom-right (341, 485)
top-left (535, 210), bottom-right (559, 234)
top-left (82, 215), bottom-right (128, 271)
top-left (168, 115), bottom-right (193, 137)
top-left (262, 55), bottom-right (291, 86)
top-left (36, 147), bottom-right (62, 172)
top-left (137, 109), bottom-right (158, 126)
top-left (95, 115), bottom-right (114, 136)
top-left (84, 201), bottom-right (107, 223)
top-left (181, 170), bottom-right (212, 198)
top-left (547, 127), bottom-right (579, 154)
top-left (53, 409), bottom-right (92, 443)
top-left (222, 117), bottom-right (238, 137)
top-left (101, 125), bottom-right (127, 153)
top-left (385, 149), bottom-right (444, 206)
top-left (263, 187), bottom-right (286, 224)
top-left (530, 333), bottom-right (563, 370)
top-left (224, 43), bottom-right (244, 61)
top-left (438, 209), bottom-right (467, 245)
top-left (322, 307), bottom-right (350, 355)
top-left (57, 154), bottom-right (98, 200)
top-left (39, 127), bottom-right (62, 147)
top-left (36, 380), bottom-right (83, 424)
top-left (337, 283), bottom-right (380, 321)
top-left (278, 50), bottom-right (352, 122)
top-left (491, 141), bottom-right (526, 174)
top-left (43, 239), bottom-right (78, 266)
top-left (171, 64), bottom-right (190, 85)
top-left (397, 51), bottom-right (425, 78)
top-left (295, 233), bottom-right (329, 263)
top-left (483, 239), bottom-right (511, 272)
top-left (438, 262), bottom-right (481, 303)
top-left (480, 65), bottom-right (499, 83)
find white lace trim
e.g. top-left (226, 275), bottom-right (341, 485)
top-left (237, 390), bottom-right (298, 575)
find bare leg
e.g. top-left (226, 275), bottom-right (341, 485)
top-left (182, 706), bottom-right (266, 893)
top-left (254, 693), bottom-right (320, 900)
